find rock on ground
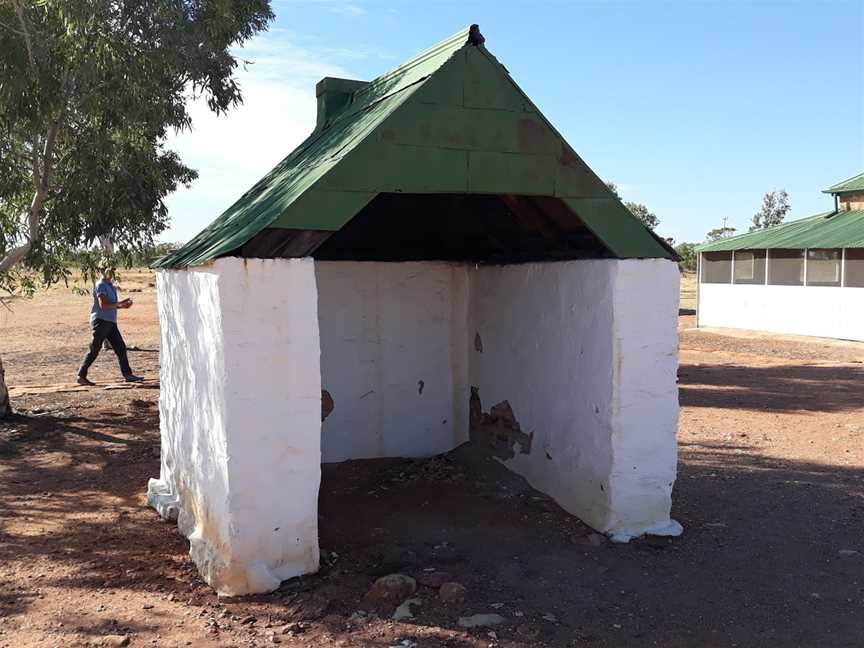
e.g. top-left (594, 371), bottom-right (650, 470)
top-left (366, 574), bottom-right (417, 603)
top-left (392, 597), bottom-right (422, 620)
top-left (457, 613), bottom-right (505, 628)
top-left (439, 582), bottom-right (467, 604)
top-left (94, 636), bottom-right (130, 647)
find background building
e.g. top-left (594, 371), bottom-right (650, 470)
top-left (696, 172), bottom-right (864, 341)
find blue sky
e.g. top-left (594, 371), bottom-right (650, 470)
top-left (163, 0), bottom-right (864, 245)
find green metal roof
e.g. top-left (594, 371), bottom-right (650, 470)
top-left (823, 172), bottom-right (864, 194)
top-left (696, 210), bottom-right (864, 252)
top-left (155, 27), bottom-right (672, 269)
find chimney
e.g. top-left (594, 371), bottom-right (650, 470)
top-left (315, 77), bottom-right (369, 130)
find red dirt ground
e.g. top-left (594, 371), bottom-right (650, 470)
top-left (1, 275), bottom-right (862, 648)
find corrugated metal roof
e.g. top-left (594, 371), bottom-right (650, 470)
top-left (155, 28), bottom-right (473, 269)
top-left (696, 210), bottom-right (864, 252)
top-left (155, 26), bottom-right (673, 269)
top-left (823, 172), bottom-right (864, 194)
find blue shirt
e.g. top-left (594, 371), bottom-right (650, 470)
top-left (91, 279), bottom-right (118, 324)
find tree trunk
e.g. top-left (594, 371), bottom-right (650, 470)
top-left (0, 355), bottom-right (10, 419)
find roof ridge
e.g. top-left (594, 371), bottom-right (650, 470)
top-left (352, 26), bottom-right (471, 102)
top-left (823, 171), bottom-right (864, 193)
top-left (696, 209), bottom-right (864, 252)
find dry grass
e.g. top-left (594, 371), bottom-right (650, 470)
top-left (679, 271), bottom-right (697, 312)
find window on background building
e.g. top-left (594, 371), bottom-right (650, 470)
top-left (733, 250), bottom-right (766, 284)
top-left (845, 248), bottom-right (864, 287)
top-left (767, 249), bottom-right (804, 286)
top-left (701, 251), bottom-right (732, 283)
top-left (806, 249), bottom-right (842, 286)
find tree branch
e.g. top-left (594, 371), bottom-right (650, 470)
top-left (29, 135), bottom-right (41, 191)
top-left (0, 241), bottom-right (32, 275)
top-left (0, 18), bottom-right (27, 37)
top-left (11, 0), bottom-right (37, 73)
top-left (41, 114), bottom-right (63, 191)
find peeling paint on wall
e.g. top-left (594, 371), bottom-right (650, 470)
top-left (469, 386), bottom-right (534, 460)
top-left (321, 389), bottom-right (334, 422)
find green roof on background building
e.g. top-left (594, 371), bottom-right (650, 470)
top-left (154, 26), bottom-right (673, 269)
top-left (823, 172), bottom-right (864, 194)
top-left (696, 209), bottom-right (864, 252)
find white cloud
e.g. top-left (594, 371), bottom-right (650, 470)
top-left (162, 33), bottom-right (353, 243)
top-left (326, 4), bottom-right (367, 18)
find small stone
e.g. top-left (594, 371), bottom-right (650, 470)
top-left (95, 636), bottom-right (130, 647)
top-left (542, 612), bottom-right (558, 623)
top-left (366, 574), bottom-right (417, 603)
top-left (392, 597), bottom-right (422, 621)
top-left (490, 602), bottom-right (504, 609)
top-left (838, 549), bottom-right (860, 557)
top-left (240, 615), bottom-right (256, 625)
top-left (439, 582), bottom-right (467, 604)
top-left (457, 613), bottom-right (505, 628)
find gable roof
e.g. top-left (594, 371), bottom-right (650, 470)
top-left (696, 209), bottom-right (864, 252)
top-left (823, 172), bottom-right (864, 195)
top-left (155, 26), bottom-right (672, 269)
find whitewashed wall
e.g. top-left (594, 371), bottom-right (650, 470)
top-left (698, 284), bottom-right (864, 342)
top-left (606, 260), bottom-right (681, 539)
top-left (468, 260), bottom-right (681, 540)
top-left (315, 261), bottom-right (470, 462)
top-left (153, 256), bottom-right (681, 594)
top-left (149, 258), bottom-right (322, 596)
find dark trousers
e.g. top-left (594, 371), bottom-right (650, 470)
top-left (79, 319), bottom-right (132, 378)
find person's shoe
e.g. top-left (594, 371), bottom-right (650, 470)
top-left (124, 374), bottom-right (144, 383)
top-left (77, 376), bottom-right (95, 386)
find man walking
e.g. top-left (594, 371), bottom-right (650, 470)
top-left (77, 267), bottom-right (143, 385)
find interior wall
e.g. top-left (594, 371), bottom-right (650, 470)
top-left (316, 258), bottom-right (680, 538)
top-left (315, 261), bottom-right (470, 462)
top-left (467, 259), bottom-right (681, 539)
top-left (698, 283), bottom-right (864, 342)
top-left (467, 261), bottom-right (616, 528)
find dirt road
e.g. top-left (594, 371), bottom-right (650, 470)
top-left (0, 274), bottom-right (862, 647)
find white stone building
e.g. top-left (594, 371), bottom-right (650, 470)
top-left (148, 26), bottom-right (682, 595)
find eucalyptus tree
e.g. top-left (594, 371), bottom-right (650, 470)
top-left (0, 0), bottom-right (274, 417)
top-left (750, 190), bottom-right (790, 231)
top-left (605, 181), bottom-right (660, 230)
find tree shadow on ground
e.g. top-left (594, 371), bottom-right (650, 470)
top-left (679, 362), bottom-right (864, 412)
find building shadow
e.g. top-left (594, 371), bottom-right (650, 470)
top-left (679, 362), bottom-right (864, 412)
